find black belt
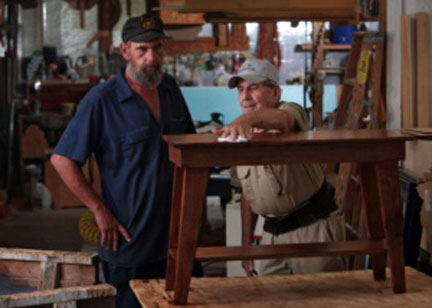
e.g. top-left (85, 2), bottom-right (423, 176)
top-left (263, 181), bottom-right (338, 236)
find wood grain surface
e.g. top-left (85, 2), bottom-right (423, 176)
top-left (131, 267), bottom-right (432, 308)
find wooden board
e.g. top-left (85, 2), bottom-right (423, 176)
top-left (131, 267), bottom-right (432, 307)
top-left (416, 12), bottom-right (431, 128)
top-left (0, 248), bottom-right (98, 264)
top-left (401, 14), bottom-right (416, 128)
top-left (0, 248), bottom-right (99, 288)
top-left (180, 0), bottom-right (358, 22)
top-left (0, 284), bottom-right (115, 307)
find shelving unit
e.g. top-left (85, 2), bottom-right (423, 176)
top-left (295, 43), bottom-right (351, 52)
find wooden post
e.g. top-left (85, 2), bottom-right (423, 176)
top-left (39, 0), bottom-right (44, 46)
top-left (400, 15), bottom-right (416, 128)
top-left (79, 0), bottom-right (85, 28)
top-left (416, 12), bottom-right (430, 128)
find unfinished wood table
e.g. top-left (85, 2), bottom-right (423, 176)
top-left (131, 267), bottom-right (432, 307)
top-left (162, 129), bottom-right (412, 305)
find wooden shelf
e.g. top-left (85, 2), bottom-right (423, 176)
top-left (295, 43), bottom-right (351, 52)
top-left (179, 0), bottom-right (359, 22)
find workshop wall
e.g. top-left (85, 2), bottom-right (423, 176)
top-left (387, 0), bottom-right (432, 129)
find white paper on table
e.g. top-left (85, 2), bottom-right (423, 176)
top-left (217, 136), bottom-right (248, 143)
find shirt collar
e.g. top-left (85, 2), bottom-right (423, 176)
top-left (116, 67), bottom-right (170, 104)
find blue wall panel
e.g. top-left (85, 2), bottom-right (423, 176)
top-left (181, 85), bottom-right (337, 124)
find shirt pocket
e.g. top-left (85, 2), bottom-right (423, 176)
top-left (237, 166), bottom-right (256, 206)
top-left (166, 117), bottom-right (191, 134)
top-left (256, 165), bottom-right (296, 215)
top-left (120, 126), bottom-right (151, 161)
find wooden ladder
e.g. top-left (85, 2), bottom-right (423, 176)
top-left (333, 32), bottom-right (386, 269)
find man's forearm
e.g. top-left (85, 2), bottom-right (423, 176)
top-left (243, 108), bottom-right (296, 132)
top-left (50, 153), bottom-right (105, 212)
top-left (241, 193), bottom-right (258, 247)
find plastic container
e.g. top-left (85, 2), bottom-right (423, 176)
top-left (332, 25), bottom-right (358, 44)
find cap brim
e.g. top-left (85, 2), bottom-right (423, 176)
top-left (128, 31), bottom-right (170, 42)
top-left (227, 74), bottom-right (267, 89)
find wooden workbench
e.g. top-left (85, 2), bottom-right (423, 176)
top-left (131, 267), bottom-right (432, 307)
top-left (162, 129), bottom-right (412, 304)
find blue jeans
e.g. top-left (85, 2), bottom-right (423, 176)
top-left (102, 260), bottom-right (203, 308)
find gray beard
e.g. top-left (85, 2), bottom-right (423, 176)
top-left (127, 62), bottom-right (163, 87)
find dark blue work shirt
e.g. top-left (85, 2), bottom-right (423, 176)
top-left (54, 69), bottom-right (195, 267)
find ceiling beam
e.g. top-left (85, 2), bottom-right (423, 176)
top-left (181, 0), bottom-right (357, 13)
top-left (180, 0), bottom-right (358, 22)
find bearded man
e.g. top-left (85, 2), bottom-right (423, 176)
top-left (51, 14), bottom-right (198, 308)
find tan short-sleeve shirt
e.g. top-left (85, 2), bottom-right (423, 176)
top-left (237, 102), bottom-right (325, 216)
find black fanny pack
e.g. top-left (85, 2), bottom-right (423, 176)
top-left (263, 181), bottom-right (338, 236)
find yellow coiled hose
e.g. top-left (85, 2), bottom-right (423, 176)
top-left (78, 210), bottom-right (100, 246)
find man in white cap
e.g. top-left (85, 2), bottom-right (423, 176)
top-left (214, 57), bottom-right (345, 276)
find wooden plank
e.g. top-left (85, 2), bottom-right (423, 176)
top-left (416, 12), bottom-right (431, 128)
top-left (346, 47), bottom-right (372, 129)
top-left (163, 130), bottom-right (411, 168)
top-left (358, 162), bottom-right (386, 280)
top-left (168, 139), bottom-right (407, 167)
top-left (0, 0), bottom-right (5, 24)
top-left (161, 0), bottom-right (205, 24)
top-left (370, 38), bottom-right (386, 128)
top-left (164, 130), bottom-right (411, 148)
top-left (79, 0), bottom-right (85, 28)
top-left (376, 161), bottom-right (406, 293)
top-left (0, 284), bottom-right (116, 307)
top-left (0, 248), bottom-right (98, 265)
top-left (187, 239), bottom-right (385, 261)
top-left (38, 261), bottom-right (60, 290)
top-left (182, 0), bottom-right (357, 12)
top-left (54, 301), bottom-right (77, 308)
top-left (401, 15), bottom-right (416, 128)
top-left (173, 167), bottom-right (209, 304)
top-left (39, 0), bottom-right (43, 46)
top-left (164, 36), bottom-right (249, 54)
top-left (165, 166), bottom-right (184, 291)
top-left (131, 267), bottom-right (432, 308)
top-left (216, 23), bottom-right (228, 47)
top-left (334, 33), bottom-right (364, 128)
top-left (296, 43), bottom-right (351, 51)
top-left (0, 260), bottom-right (98, 288)
top-left (202, 10), bottom-right (357, 23)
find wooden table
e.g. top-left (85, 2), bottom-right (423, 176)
top-left (162, 129), bottom-right (412, 305)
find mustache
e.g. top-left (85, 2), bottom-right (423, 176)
top-left (241, 99), bottom-right (255, 106)
top-left (142, 62), bottom-right (161, 72)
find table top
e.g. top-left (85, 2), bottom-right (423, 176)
top-left (163, 129), bottom-right (412, 148)
top-left (163, 130), bottom-right (413, 167)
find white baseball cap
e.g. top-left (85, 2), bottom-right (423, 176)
top-left (228, 57), bottom-right (279, 89)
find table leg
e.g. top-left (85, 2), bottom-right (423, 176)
top-left (376, 160), bottom-right (406, 293)
top-left (358, 162), bottom-right (386, 280)
top-left (166, 166), bottom-right (183, 291)
top-left (173, 167), bottom-right (209, 304)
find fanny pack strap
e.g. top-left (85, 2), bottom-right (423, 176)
top-left (263, 181), bottom-right (338, 236)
